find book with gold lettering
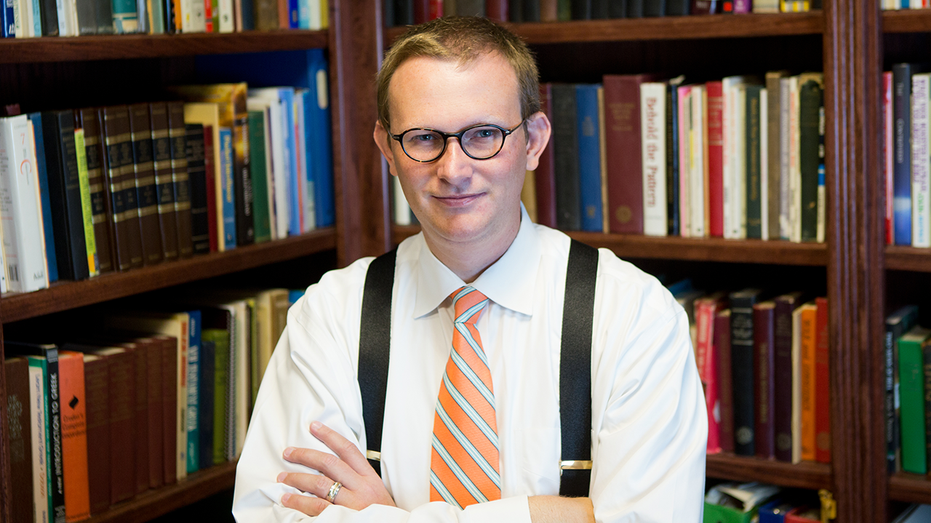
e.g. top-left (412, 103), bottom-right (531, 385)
top-left (99, 105), bottom-right (145, 271)
top-left (76, 108), bottom-right (115, 274)
top-left (128, 103), bottom-right (165, 266)
top-left (148, 102), bottom-right (181, 262)
top-left (168, 101), bottom-right (195, 259)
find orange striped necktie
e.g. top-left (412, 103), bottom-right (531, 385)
top-left (429, 286), bottom-right (501, 508)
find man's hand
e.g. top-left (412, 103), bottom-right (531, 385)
top-left (277, 421), bottom-right (397, 516)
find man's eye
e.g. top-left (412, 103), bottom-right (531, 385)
top-left (410, 133), bottom-right (437, 143)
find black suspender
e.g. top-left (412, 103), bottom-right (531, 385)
top-left (358, 239), bottom-right (598, 496)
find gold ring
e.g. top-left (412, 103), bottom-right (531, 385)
top-left (325, 481), bottom-right (342, 503)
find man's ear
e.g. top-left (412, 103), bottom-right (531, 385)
top-left (523, 111), bottom-right (552, 172)
top-left (374, 121), bottom-right (399, 177)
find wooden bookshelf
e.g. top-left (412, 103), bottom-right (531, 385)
top-left (706, 454), bottom-right (833, 491)
top-left (0, 30), bottom-right (328, 64)
top-left (885, 246), bottom-right (931, 272)
top-left (882, 9), bottom-right (931, 33)
top-left (384, 12), bottom-right (823, 44)
top-left (889, 474), bottom-right (931, 506)
top-left (0, 229), bottom-right (337, 323)
top-left (84, 461), bottom-right (237, 523)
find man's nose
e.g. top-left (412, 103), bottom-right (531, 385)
top-left (436, 137), bottom-right (473, 182)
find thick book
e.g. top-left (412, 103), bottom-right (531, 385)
top-left (706, 80), bottom-right (725, 237)
top-left (666, 79), bottom-right (681, 236)
top-left (666, 0), bottom-right (687, 13)
top-left (81, 353), bottom-right (109, 514)
top-left (127, 103), bottom-right (165, 266)
top-left (100, 105), bottom-right (145, 271)
top-left (167, 100), bottom-right (195, 259)
top-left (641, 81), bottom-right (668, 236)
top-left (730, 288), bottom-right (763, 456)
top-left (41, 110), bottom-right (89, 281)
top-left (6, 357), bottom-right (34, 523)
top-left (219, 128), bottom-right (236, 250)
top-left (156, 334), bottom-right (179, 485)
top-left (245, 109), bottom-right (272, 243)
top-left (577, 83), bottom-right (605, 232)
top-left (148, 102), bottom-right (181, 262)
top-left (754, 301), bottom-right (776, 459)
top-left (798, 73), bottom-right (824, 243)
top-left (535, 83), bottom-right (558, 228)
top-left (76, 108), bottom-right (115, 274)
top-left (886, 305), bottom-right (919, 473)
top-left (885, 71), bottom-right (895, 244)
top-left (643, 0), bottom-right (663, 15)
top-left (774, 291), bottom-right (805, 462)
top-left (603, 74), bottom-right (660, 234)
top-left (27, 113), bottom-right (59, 284)
top-left (551, 83), bottom-right (581, 231)
top-left (898, 326), bottom-right (931, 474)
top-left (202, 327), bottom-right (230, 465)
top-left (185, 123), bottom-right (211, 255)
top-left (715, 308), bottom-right (734, 453)
top-left (58, 351), bottom-right (90, 522)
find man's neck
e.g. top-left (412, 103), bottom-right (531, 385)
top-left (422, 217), bottom-right (521, 284)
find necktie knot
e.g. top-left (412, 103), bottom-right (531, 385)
top-left (450, 286), bottom-right (488, 325)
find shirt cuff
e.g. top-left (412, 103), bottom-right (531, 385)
top-left (462, 496), bottom-right (532, 523)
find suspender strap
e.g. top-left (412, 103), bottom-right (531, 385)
top-left (358, 247), bottom-right (398, 474)
top-left (558, 239), bottom-right (598, 497)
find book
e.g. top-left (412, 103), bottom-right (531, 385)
top-left (198, 337), bottom-right (216, 469)
top-left (916, 72), bottom-right (931, 247)
top-left (167, 100), bottom-right (195, 259)
top-left (183, 102), bottom-right (226, 252)
top-left (641, 81), bottom-right (668, 236)
top-left (730, 288), bottom-right (763, 456)
top-left (695, 292), bottom-right (727, 453)
top-left (551, 83), bottom-right (580, 231)
top-left (577, 83), bottom-right (605, 232)
top-left (690, 84), bottom-right (707, 237)
top-left (886, 305), bottom-right (919, 473)
top-left (884, 71), bottom-right (894, 244)
top-left (76, 107), bottom-right (115, 274)
top-left (100, 105), bottom-right (145, 271)
top-left (893, 63), bottom-right (924, 246)
top-left (744, 84), bottom-right (764, 239)
top-left (128, 103), bottom-right (165, 266)
top-left (677, 85), bottom-right (691, 237)
top-left (305, 49), bottom-right (335, 229)
top-left (81, 353), bottom-right (109, 514)
top-left (58, 351), bottom-right (90, 522)
top-left (186, 123), bottom-right (210, 255)
top-left (535, 83), bottom-right (558, 228)
top-left (26, 354), bottom-right (51, 523)
top-left (249, 88), bottom-right (293, 239)
top-left (245, 108), bottom-right (272, 243)
top-left (27, 112), bottom-right (59, 284)
top-left (148, 103), bottom-right (181, 262)
top-left (666, 78), bottom-right (682, 236)
top-left (715, 308), bottom-right (734, 453)
top-left (6, 357), bottom-right (35, 523)
top-left (722, 76), bottom-right (755, 240)
top-left (0, 114), bottom-right (50, 293)
top-left (754, 300), bottom-right (776, 459)
top-left (774, 291), bottom-right (805, 462)
top-left (202, 326), bottom-right (230, 465)
top-left (814, 296), bottom-right (830, 463)
top-left (706, 80), bottom-right (725, 237)
top-left (766, 71), bottom-right (790, 241)
top-left (219, 127), bottom-right (236, 250)
top-left (293, 89), bottom-right (313, 233)
top-left (899, 326), bottom-right (931, 474)
top-left (202, 124), bottom-right (219, 250)
top-left (798, 73), bottom-right (824, 243)
top-left (799, 300), bottom-right (817, 461)
top-left (73, 128), bottom-right (100, 278)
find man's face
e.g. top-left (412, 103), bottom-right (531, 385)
top-left (375, 52), bottom-right (548, 250)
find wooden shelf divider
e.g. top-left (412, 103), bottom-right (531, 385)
top-left (885, 245), bottom-right (931, 272)
top-left (888, 473), bottom-right (931, 506)
top-left (0, 229), bottom-right (336, 323)
top-left (882, 9), bottom-right (931, 34)
top-left (706, 453), bottom-right (833, 491)
top-left (0, 30), bottom-right (328, 64)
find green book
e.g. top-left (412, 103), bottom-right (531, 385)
top-left (247, 110), bottom-right (272, 243)
top-left (202, 328), bottom-right (230, 466)
top-left (73, 129), bottom-right (99, 277)
top-left (798, 72), bottom-right (824, 243)
top-left (744, 84), bottom-right (763, 240)
top-left (898, 326), bottom-right (931, 474)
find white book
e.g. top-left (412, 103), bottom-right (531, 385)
top-left (914, 73), bottom-right (931, 247)
top-left (182, 0), bottom-right (206, 32)
top-left (55, 0), bottom-right (76, 35)
top-left (307, 0), bottom-right (321, 29)
top-left (28, 364), bottom-right (49, 523)
top-left (11, 0), bottom-right (23, 37)
top-left (789, 76), bottom-right (802, 243)
top-left (761, 88), bottom-right (769, 241)
top-left (218, 0), bottom-right (233, 32)
top-left (393, 175), bottom-right (411, 226)
top-left (722, 76), bottom-right (753, 239)
top-left (295, 89), bottom-right (316, 232)
top-left (678, 85), bottom-right (692, 238)
top-left (692, 85), bottom-right (707, 238)
top-left (18, 0), bottom-right (34, 37)
top-left (640, 82), bottom-right (667, 237)
top-left (0, 116), bottom-right (48, 293)
top-left (247, 98), bottom-right (279, 241)
top-left (249, 89), bottom-right (290, 239)
top-left (779, 77), bottom-right (792, 240)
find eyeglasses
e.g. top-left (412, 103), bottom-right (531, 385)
top-left (390, 120), bottom-right (525, 163)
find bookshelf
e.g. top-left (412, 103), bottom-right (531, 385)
top-left (0, 10), bottom-right (371, 519)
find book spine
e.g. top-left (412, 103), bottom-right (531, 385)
top-left (893, 63), bottom-right (913, 245)
top-left (914, 74), bottom-right (931, 247)
top-left (641, 82), bottom-right (667, 236)
top-left (296, 90), bottom-right (313, 233)
top-left (6, 358), bottom-right (34, 523)
top-left (203, 125), bottom-right (218, 251)
top-left (186, 123), bottom-right (210, 254)
top-left (8, 116), bottom-right (50, 292)
top-left (42, 352), bottom-right (66, 523)
top-left (27, 361), bottom-right (50, 523)
top-left (246, 113), bottom-right (271, 243)
top-left (691, 85), bottom-right (706, 237)
top-left (199, 338), bottom-right (216, 470)
top-left (746, 85), bottom-right (763, 239)
top-left (900, 333), bottom-right (928, 474)
top-left (27, 113), bottom-right (59, 284)
top-left (140, 339), bottom-right (163, 489)
top-left (715, 309), bottom-right (734, 453)
top-left (552, 83), bottom-right (581, 231)
top-left (666, 82), bottom-right (679, 236)
top-left (59, 353), bottom-right (90, 522)
top-left (800, 76), bottom-right (823, 243)
top-left (187, 310), bottom-right (202, 473)
top-left (4, 0), bottom-right (14, 35)
top-left (765, 74), bottom-right (783, 241)
top-left (77, 108), bottom-right (114, 274)
top-left (800, 305), bottom-right (817, 461)
top-left (760, 88), bottom-right (769, 240)
top-left (677, 86), bottom-right (691, 237)
top-left (731, 292), bottom-right (758, 456)
top-left (220, 128), bottom-right (236, 250)
top-left (51, 111), bottom-right (92, 281)
top-left (41, 0), bottom-right (58, 34)
top-left (128, 103), bottom-right (165, 266)
top-left (886, 308), bottom-right (918, 473)
top-left (774, 294), bottom-right (798, 462)
top-left (706, 81), bottom-right (725, 237)
top-left (815, 297), bottom-right (830, 463)
top-left (101, 106), bottom-right (144, 271)
top-left (789, 77), bottom-right (801, 242)
top-left (604, 75), bottom-right (649, 234)
top-left (107, 349), bottom-right (137, 504)
top-left (168, 101), bottom-right (194, 259)
top-left (149, 103), bottom-right (180, 262)
top-left (577, 84), bottom-right (605, 232)
top-left (695, 300), bottom-right (720, 452)
top-left (307, 50), bottom-right (335, 229)
top-left (72, 129), bottom-right (100, 278)
top-left (754, 302), bottom-right (775, 459)
top-left (161, 337), bottom-right (178, 484)
top-left (231, 94), bottom-right (255, 245)
top-left (885, 71), bottom-right (895, 245)
top-left (112, 0), bottom-right (138, 32)
top-left (129, 346), bottom-right (148, 494)
top-left (83, 355), bottom-right (109, 514)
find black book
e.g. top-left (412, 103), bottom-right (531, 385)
top-left (524, 0), bottom-right (541, 21)
top-left (666, 80), bottom-right (680, 236)
top-left (626, 0), bottom-right (643, 17)
top-left (185, 124), bottom-right (210, 255)
top-left (729, 288), bottom-right (763, 456)
top-left (591, 0), bottom-right (609, 18)
top-left (394, 0), bottom-right (413, 25)
top-left (95, 0), bottom-right (114, 33)
top-left (232, 113), bottom-right (255, 247)
top-left (41, 0), bottom-right (60, 35)
top-left (799, 74), bottom-right (824, 242)
top-left (608, 0), bottom-right (627, 17)
top-left (643, 0), bottom-right (664, 16)
top-left (571, 0), bottom-right (591, 19)
top-left (198, 338), bottom-right (216, 470)
top-left (666, 0), bottom-right (688, 14)
top-left (774, 291), bottom-right (805, 462)
top-left (41, 111), bottom-right (90, 281)
top-left (551, 84), bottom-right (581, 231)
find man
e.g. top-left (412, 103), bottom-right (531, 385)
top-left (233, 16), bottom-right (706, 522)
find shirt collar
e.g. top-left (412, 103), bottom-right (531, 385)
top-left (412, 204), bottom-right (540, 318)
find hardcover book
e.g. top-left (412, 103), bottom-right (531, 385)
top-left (149, 102), bottom-right (181, 262)
top-left (27, 113), bottom-right (59, 284)
top-left (73, 129), bottom-right (100, 278)
top-left (76, 108), bottom-right (115, 274)
top-left (765, 71), bottom-right (789, 241)
top-left (128, 103), bottom-right (166, 266)
top-left (898, 326), bottom-right (931, 474)
top-left (577, 83), bottom-right (605, 232)
top-left (167, 100), bottom-right (195, 259)
top-left (715, 309), bottom-right (734, 453)
top-left (754, 300), bottom-right (776, 459)
top-left (815, 297), bottom-right (830, 463)
top-left (729, 288), bottom-right (763, 456)
top-left (885, 305), bottom-right (919, 472)
top-left (100, 105), bottom-right (145, 271)
top-left (58, 351), bottom-right (90, 522)
top-left (186, 123), bottom-right (211, 255)
top-left (81, 353), bottom-right (109, 514)
top-left (798, 73), bottom-right (824, 243)
top-left (641, 81), bottom-right (668, 236)
top-left (6, 357), bottom-right (34, 523)
top-left (551, 83), bottom-right (581, 231)
top-left (535, 83), bottom-right (558, 228)
top-left (774, 291), bottom-right (805, 462)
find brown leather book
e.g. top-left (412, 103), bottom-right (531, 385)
top-left (119, 340), bottom-right (151, 495)
top-left (128, 103), bottom-right (165, 266)
top-left (100, 345), bottom-right (137, 504)
top-left (127, 336), bottom-right (165, 489)
top-left (253, 0), bottom-right (278, 29)
top-left (715, 309), bottom-right (734, 453)
top-left (5, 357), bottom-right (34, 523)
top-left (156, 334), bottom-right (179, 485)
top-left (81, 353), bottom-right (110, 515)
top-left (100, 106), bottom-right (145, 271)
top-left (168, 101), bottom-right (195, 259)
top-left (149, 103), bottom-right (181, 263)
top-left (76, 108), bottom-right (115, 274)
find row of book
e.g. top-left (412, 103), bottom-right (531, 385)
top-left (4, 287), bottom-right (302, 523)
top-left (672, 282), bottom-right (830, 463)
top-left (704, 482), bottom-right (825, 523)
top-left (881, 0), bottom-right (931, 9)
top-left (0, 72), bottom-right (334, 295)
top-left (396, 71), bottom-right (828, 242)
top-left (385, 0), bottom-right (820, 27)
top-left (883, 64), bottom-right (931, 248)
top-left (1, 0), bottom-right (327, 37)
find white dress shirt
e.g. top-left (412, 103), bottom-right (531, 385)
top-left (232, 207), bottom-right (708, 522)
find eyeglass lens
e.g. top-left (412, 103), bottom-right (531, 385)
top-left (401, 125), bottom-right (505, 162)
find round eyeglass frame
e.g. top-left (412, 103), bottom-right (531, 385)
top-left (390, 120), bottom-right (526, 163)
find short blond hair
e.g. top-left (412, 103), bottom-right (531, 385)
top-left (376, 16), bottom-right (540, 131)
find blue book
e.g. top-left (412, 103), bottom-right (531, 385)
top-left (279, 89), bottom-right (301, 237)
top-left (219, 128), bottom-right (237, 250)
top-left (575, 84), bottom-right (604, 232)
top-left (307, 48), bottom-right (335, 228)
top-left (27, 113), bottom-right (59, 283)
top-left (295, 88), bottom-right (315, 231)
top-left (288, 0), bottom-right (299, 27)
top-left (186, 309), bottom-right (202, 473)
top-left (289, 289), bottom-right (304, 305)
top-left (893, 63), bottom-right (926, 245)
top-left (297, 0), bottom-right (310, 28)
top-left (3, 0), bottom-right (14, 37)
top-left (758, 499), bottom-right (793, 523)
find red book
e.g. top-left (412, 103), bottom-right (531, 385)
top-left (95, 346), bottom-right (137, 505)
top-left (815, 296), bottom-right (831, 463)
top-left (59, 351), bottom-right (91, 522)
top-left (413, 0), bottom-right (429, 22)
top-left (695, 293), bottom-right (726, 454)
top-left (705, 81), bottom-right (725, 237)
top-left (535, 84), bottom-right (557, 228)
top-left (785, 506), bottom-right (821, 523)
top-left (133, 336), bottom-right (165, 489)
top-left (884, 71), bottom-right (894, 245)
top-left (603, 74), bottom-right (661, 234)
top-left (753, 301), bottom-right (776, 460)
top-left (82, 353), bottom-right (109, 515)
top-left (714, 308), bottom-right (734, 453)
top-left (204, 125), bottom-right (218, 252)
top-left (485, 0), bottom-right (507, 21)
